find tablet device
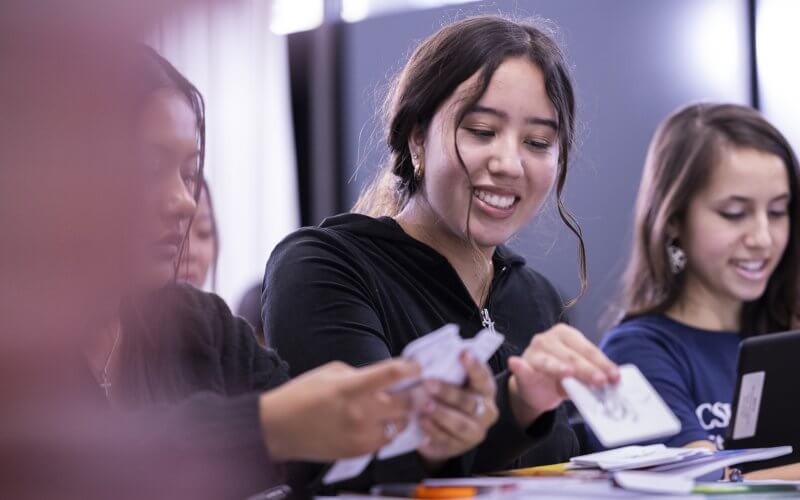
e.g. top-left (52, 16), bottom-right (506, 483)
top-left (726, 330), bottom-right (800, 470)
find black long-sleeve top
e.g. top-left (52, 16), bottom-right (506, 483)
top-left (3, 284), bottom-right (296, 500)
top-left (115, 283), bottom-right (288, 407)
top-left (100, 284), bottom-right (291, 499)
top-left (263, 213), bottom-right (580, 493)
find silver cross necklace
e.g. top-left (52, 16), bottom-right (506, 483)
top-left (99, 325), bottom-right (122, 399)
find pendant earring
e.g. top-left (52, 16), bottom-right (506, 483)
top-left (412, 153), bottom-right (424, 181)
top-left (666, 241), bottom-right (687, 274)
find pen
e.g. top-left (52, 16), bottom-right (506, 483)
top-left (370, 484), bottom-right (485, 498)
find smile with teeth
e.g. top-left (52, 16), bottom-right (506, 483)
top-left (734, 260), bottom-right (766, 271)
top-left (474, 189), bottom-right (517, 210)
top-left (732, 259), bottom-right (768, 280)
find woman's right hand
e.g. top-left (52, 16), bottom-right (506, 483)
top-left (507, 323), bottom-right (619, 427)
top-left (258, 359), bottom-right (420, 462)
top-left (416, 351), bottom-right (499, 465)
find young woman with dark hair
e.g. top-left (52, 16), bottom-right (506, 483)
top-left (75, 44), bottom-right (425, 490)
top-left (589, 102), bottom-right (800, 478)
top-left (82, 44), bottom-right (236, 407)
top-left (264, 15), bottom-right (619, 490)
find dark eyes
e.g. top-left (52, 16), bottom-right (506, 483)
top-left (719, 209), bottom-right (789, 221)
top-left (464, 127), bottom-right (495, 138)
top-left (719, 211), bottom-right (745, 221)
top-left (463, 127), bottom-right (551, 150)
top-left (143, 151), bottom-right (198, 191)
top-left (182, 171), bottom-right (198, 188)
top-left (524, 138), bottom-right (551, 150)
top-left (769, 209), bottom-right (789, 218)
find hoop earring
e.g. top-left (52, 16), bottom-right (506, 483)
top-left (666, 241), bottom-right (686, 274)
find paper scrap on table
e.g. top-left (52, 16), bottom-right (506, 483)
top-left (323, 324), bottom-right (504, 484)
top-left (570, 444), bottom-right (707, 471)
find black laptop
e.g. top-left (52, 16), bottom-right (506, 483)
top-left (726, 330), bottom-right (800, 471)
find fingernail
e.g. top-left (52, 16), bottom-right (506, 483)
top-left (593, 373), bottom-right (607, 386)
top-left (462, 351), bottom-right (475, 364)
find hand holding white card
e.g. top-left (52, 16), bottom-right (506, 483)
top-left (562, 364), bottom-right (681, 448)
top-left (377, 326), bottom-right (504, 459)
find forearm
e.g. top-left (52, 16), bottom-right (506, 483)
top-left (744, 462), bottom-right (800, 480)
top-left (471, 372), bottom-right (565, 473)
top-left (508, 374), bottom-right (545, 427)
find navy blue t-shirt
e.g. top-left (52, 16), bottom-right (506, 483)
top-left (586, 315), bottom-right (740, 451)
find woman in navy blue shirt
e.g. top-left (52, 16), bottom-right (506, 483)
top-left (592, 103), bottom-right (800, 479)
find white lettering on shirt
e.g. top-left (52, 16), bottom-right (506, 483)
top-left (695, 402), bottom-right (731, 431)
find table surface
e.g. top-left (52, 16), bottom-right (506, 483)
top-left (317, 476), bottom-right (800, 499)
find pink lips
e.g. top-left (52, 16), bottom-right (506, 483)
top-left (731, 258), bottom-right (769, 283)
top-left (472, 185), bottom-right (520, 219)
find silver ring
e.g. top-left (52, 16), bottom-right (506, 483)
top-left (384, 422), bottom-right (398, 439)
top-left (474, 397), bottom-right (486, 418)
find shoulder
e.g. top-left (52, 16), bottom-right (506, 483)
top-left (129, 283), bottom-right (231, 323)
top-left (266, 213), bottom-right (381, 270)
top-left (136, 284), bottom-right (243, 346)
top-left (496, 246), bottom-right (560, 303)
top-left (122, 284), bottom-right (245, 351)
top-left (600, 315), bottom-right (688, 364)
top-left (491, 257), bottom-right (564, 343)
top-left (502, 258), bottom-right (563, 317)
top-left (518, 266), bottom-right (561, 306)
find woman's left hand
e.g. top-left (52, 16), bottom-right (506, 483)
top-left (417, 351), bottom-right (499, 464)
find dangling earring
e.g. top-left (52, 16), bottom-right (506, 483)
top-left (412, 153), bottom-right (424, 181)
top-left (666, 240), bottom-right (687, 274)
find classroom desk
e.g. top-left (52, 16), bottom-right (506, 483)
top-left (324, 494), bottom-right (799, 499)
top-left (318, 476), bottom-right (800, 499)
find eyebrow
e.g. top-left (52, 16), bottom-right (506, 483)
top-left (468, 105), bottom-right (558, 130)
top-left (724, 193), bottom-right (791, 203)
top-left (151, 144), bottom-right (201, 159)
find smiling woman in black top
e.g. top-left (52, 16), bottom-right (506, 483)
top-left (264, 15), bottom-right (620, 491)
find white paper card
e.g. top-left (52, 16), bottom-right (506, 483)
top-left (323, 325), bottom-right (504, 484)
top-left (377, 327), bottom-right (504, 459)
top-left (320, 454), bottom-right (372, 485)
top-left (563, 364), bottom-right (681, 448)
top-left (732, 370), bottom-right (766, 440)
top-left (571, 444), bottom-right (708, 471)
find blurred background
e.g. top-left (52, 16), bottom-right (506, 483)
top-left (152, 0), bottom-right (800, 341)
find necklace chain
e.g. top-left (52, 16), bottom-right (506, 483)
top-left (99, 325), bottom-right (122, 399)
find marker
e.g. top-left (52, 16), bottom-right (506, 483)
top-left (370, 484), bottom-right (486, 498)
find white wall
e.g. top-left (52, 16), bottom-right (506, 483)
top-left (151, 0), bottom-right (300, 307)
top-left (757, 0), bottom-right (800, 153)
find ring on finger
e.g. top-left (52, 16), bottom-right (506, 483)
top-left (473, 396), bottom-right (486, 418)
